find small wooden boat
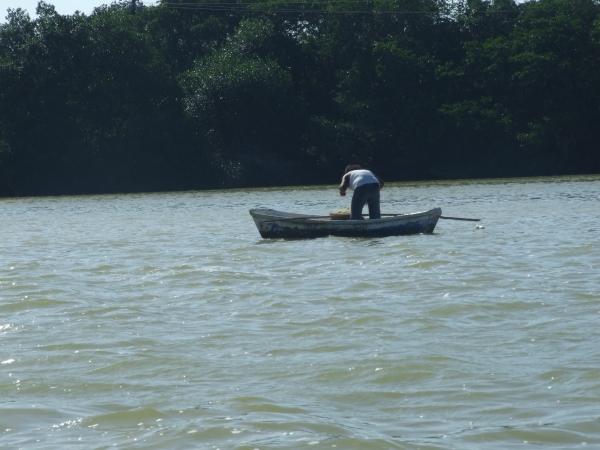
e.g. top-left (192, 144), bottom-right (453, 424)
top-left (249, 208), bottom-right (442, 239)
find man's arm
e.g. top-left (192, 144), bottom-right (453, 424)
top-left (339, 173), bottom-right (350, 196)
top-left (375, 175), bottom-right (384, 189)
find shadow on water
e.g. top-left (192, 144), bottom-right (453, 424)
top-left (253, 233), bottom-right (439, 245)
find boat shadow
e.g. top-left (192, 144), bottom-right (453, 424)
top-left (253, 232), bottom-right (440, 245)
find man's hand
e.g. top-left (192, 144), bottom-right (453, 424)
top-left (339, 173), bottom-right (350, 196)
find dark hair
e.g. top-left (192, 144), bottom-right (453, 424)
top-left (344, 164), bottom-right (362, 174)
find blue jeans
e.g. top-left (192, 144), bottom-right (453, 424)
top-left (351, 183), bottom-right (381, 220)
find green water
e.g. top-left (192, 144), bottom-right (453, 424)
top-left (1, 175), bottom-right (599, 449)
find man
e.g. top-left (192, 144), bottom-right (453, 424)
top-left (339, 165), bottom-right (384, 220)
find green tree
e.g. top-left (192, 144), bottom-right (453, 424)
top-left (179, 18), bottom-right (307, 185)
top-left (437, 0), bottom-right (600, 176)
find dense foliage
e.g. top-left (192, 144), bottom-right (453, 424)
top-left (1, 0), bottom-right (599, 196)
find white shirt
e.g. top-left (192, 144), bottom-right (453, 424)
top-left (348, 170), bottom-right (379, 190)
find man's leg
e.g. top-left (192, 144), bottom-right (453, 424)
top-left (350, 185), bottom-right (368, 220)
top-left (366, 184), bottom-right (381, 219)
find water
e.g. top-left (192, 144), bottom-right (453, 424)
top-left (1, 175), bottom-right (599, 449)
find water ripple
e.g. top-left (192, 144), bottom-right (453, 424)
top-left (1, 175), bottom-right (600, 449)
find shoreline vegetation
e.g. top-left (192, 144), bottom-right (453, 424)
top-left (1, 0), bottom-right (599, 197)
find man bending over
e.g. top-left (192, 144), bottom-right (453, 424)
top-left (339, 165), bottom-right (384, 220)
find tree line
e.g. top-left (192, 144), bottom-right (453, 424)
top-left (1, 0), bottom-right (599, 196)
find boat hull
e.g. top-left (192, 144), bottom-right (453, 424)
top-left (249, 208), bottom-right (442, 239)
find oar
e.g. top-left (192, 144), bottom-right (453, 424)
top-left (376, 214), bottom-right (481, 222)
top-left (363, 214), bottom-right (481, 222)
top-left (440, 216), bottom-right (481, 222)
top-left (264, 214), bottom-right (481, 222)
top-left (376, 213), bottom-right (481, 222)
